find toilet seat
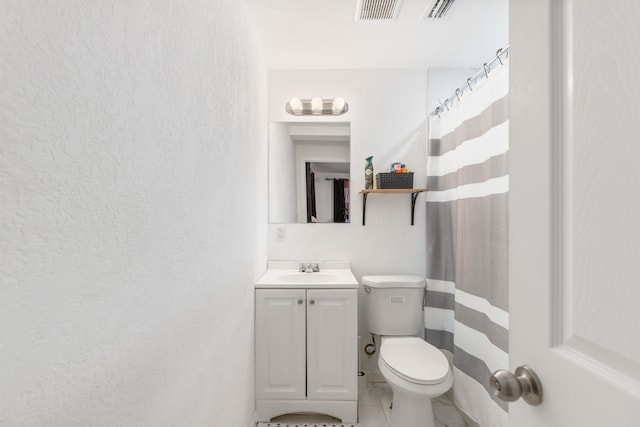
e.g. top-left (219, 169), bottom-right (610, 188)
top-left (380, 337), bottom-right (450, 385)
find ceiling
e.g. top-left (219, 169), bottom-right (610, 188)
top-left (243, 0), bottom-right (509, 69)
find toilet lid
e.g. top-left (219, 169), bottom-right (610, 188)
top-left (380, 337), bottom-right (450, 385)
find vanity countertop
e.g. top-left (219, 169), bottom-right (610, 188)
top-left (255, 261), bottom-right (359, 289)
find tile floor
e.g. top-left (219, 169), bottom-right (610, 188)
top-left (267, 381), bottom-right (469, 427)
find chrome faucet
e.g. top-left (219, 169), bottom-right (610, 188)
top-left (299, 262), bottom-right (320, 273)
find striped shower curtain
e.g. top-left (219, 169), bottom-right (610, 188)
top-left (425, 64), bottom-right (509, 427)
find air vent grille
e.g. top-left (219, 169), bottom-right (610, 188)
top-left (424, 0), bottom-right (456, 19)
top-left (355, 0), bottom-right (402, 21)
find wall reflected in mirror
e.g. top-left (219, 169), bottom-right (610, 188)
top-left (269, 122), bottom-right (350, 224)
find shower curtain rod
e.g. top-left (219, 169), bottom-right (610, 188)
top-left (433, 45), bottom-right (510, 116)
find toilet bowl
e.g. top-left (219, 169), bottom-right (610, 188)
top-left (379, 337), bottom-right (453, 427)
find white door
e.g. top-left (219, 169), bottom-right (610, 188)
top-left (509, 0), bottom-right (640, 425)
top-left (306, 289), bottom-right (358, 401)
top-left (255, 289), bottom-right (306, 399)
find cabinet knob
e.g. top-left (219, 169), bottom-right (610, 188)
top-left (309, 300), bottom-right (315, 305)
top-left (297, 299), bottom-right (303, 304)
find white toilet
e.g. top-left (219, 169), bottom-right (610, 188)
top-left (362, 275), bottom-right (453, 427)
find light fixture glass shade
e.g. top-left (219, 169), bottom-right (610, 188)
top-left (289, 97), bottom-right (303, 113)
top-left (332, 97), bottom-right (346, 114)
top-left (311, 97), bottom-right (323, 113)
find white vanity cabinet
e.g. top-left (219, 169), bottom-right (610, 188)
top-left (254, 262), bottom-right (358, 423)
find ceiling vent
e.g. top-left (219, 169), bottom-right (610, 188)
top-left (355, 0), bottom-right (403, 21)
top-left (424, 0), bottom-right (456, 19)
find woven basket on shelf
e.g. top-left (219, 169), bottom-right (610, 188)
top-left (375, 172), bottom-right (414, 189)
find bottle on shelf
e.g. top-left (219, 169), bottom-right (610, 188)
top-left (365, 156), bottom-right (374, 189)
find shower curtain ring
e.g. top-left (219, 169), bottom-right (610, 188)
top-left (455, 88), bottom-right (462, 101)
top-left (483, 63), bottom-right (490, 77)
top-left (496, 48), bottom-right (504, 65)
top-left (444, 98), bottom-right (451, 110)
top-left (467, 77), bottom-right (473, 91)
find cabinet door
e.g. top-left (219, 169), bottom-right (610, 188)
top-left (306, 289), bottom-right (357, 401)
top-left (255, 289), bottom-right (306, 399)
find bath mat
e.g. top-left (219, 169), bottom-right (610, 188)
top-left (257, 423), bottom-right (361, 427)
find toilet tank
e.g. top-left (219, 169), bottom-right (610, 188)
top-left (362, 275), bottom-right (425, 336)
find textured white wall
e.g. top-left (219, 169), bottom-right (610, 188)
top-left (267, 69), bottom-right (427, 374)
top-left (0, 1), bottom-right (267, 426)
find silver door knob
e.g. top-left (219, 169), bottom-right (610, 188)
top-left (490, 365), bottom-right (543, 406)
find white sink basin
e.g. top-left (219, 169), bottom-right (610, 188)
top-left (255, 261), bottom-right (358, 289)
top-left (278, 273), bottom-right (340, 283)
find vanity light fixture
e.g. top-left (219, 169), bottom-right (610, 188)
top-left (285, 97), bottom-right (349, 116)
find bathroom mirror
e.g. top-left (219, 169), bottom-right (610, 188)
top-left (269, 122), bottom-right (351, 224)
